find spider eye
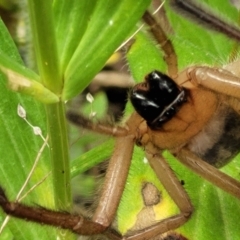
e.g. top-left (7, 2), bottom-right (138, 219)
top-left (130, 70), bottom-right (186, 129)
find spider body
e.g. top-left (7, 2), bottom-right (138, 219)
top-left (133, 67), bottom-right (240, 169)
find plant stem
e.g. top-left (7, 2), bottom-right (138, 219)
top-left (27, 0), bottom-right (62, 94)
top-left (27, 1), bottom-right (74, 239)
top-left (46, 102), bottom-right (74, 240)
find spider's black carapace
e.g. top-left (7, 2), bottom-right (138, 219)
top-left (130, 70), bottom-right (186, 129)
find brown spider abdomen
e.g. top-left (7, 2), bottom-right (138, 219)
top-left (148, 87), bottom-right (218, 150)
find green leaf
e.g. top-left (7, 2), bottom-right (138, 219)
top-left (0, 18), bottom-right (21, 63)
top-left (127, 31), bottom-right (167, 81)
top-left (70, 139), bottom-right (114, 178)
top-left (0, 14), bottom-right (55, 239)
top-left (53, 0), bottom-right (98, 73)
top-left (63, 0), bottom-right (151, 100)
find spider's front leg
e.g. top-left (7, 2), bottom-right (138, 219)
top-left (91, 136), bottom-right (135, 227)
top-left (67, 111), bottom-right (143, 226)
top-left (176, 61), bottom-right (240, 99)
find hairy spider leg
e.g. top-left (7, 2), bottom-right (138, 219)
top-left (177, 65), bottom-right (240, 99)
top-left (176, 148), bottom-right (240, 199)
top-left (142, 10), bottom-right (178, 78)
top-left (66, 111), bottom-right (129, 137)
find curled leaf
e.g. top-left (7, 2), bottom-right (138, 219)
top-left (0, 66), bottom-right (59, 104)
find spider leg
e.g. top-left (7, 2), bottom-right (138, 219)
top-left (176, 148), bottom-right (240, 199)
top-left (176, 65), bottom-right (240, 99)
top-left (0, 187), bottom-right (105, 235)
top-left (106, 151), bottom-right (193, 240)
top-left (67, 111), bottom-right (128, 136)
top-left (92, 136), bottom-right (135, 226)
top-left (169, 0), bottom-right (240, 42)
top-left (142, 11), bottom-right (178, 78)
